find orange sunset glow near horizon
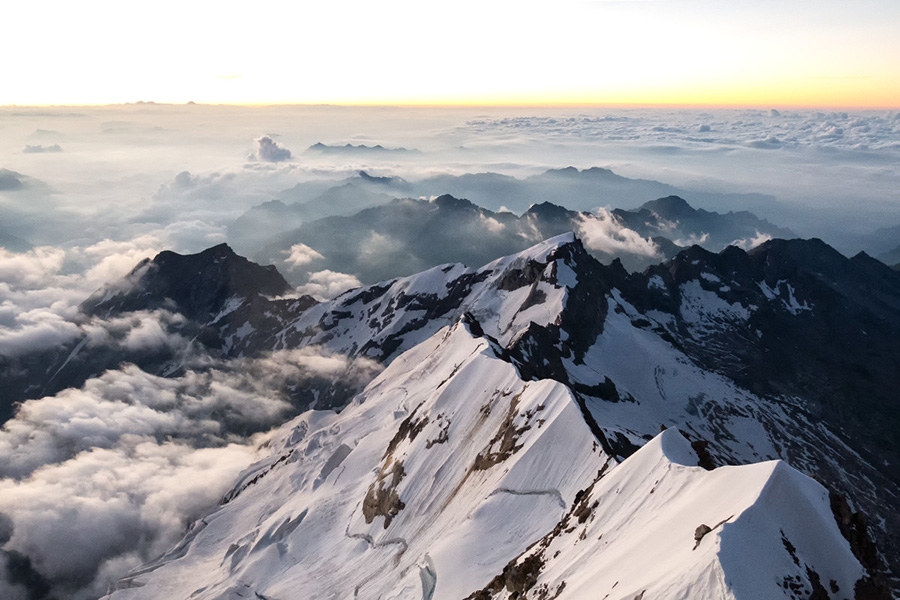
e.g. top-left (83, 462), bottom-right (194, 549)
top-left (3, 0), bottom-right (899, 109)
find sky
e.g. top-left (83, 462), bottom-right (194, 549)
top-left (3, 0), bottom-right (900, 108)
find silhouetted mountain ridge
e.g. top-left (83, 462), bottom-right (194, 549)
top-left (613, 195), bottom-right (796, 249)
top-left (253, 193), bottom-right (796, 287)
top-left (82, 243), bottom-right (291, 321)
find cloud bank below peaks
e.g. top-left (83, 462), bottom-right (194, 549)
top-left (0, 239), bottom-right (163, 359)
top-left (0, 345), bottom-right (381, 600)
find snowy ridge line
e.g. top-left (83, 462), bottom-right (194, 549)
top-left (262, 231), bottom-right (579, 364)
top-left (487, 487), bottom-right (567, 510)
top-left (102, 319), bottom-right (609, 599)
top-left (465, 430), bottom-right (868, 600)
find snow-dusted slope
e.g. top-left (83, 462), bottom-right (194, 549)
top-left (261, 233), bottom-right (578, 362)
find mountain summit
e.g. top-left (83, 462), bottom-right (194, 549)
top-left (82, 243), bottom-right (291, 321)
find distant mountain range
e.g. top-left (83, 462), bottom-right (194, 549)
top-left (305, 142), bottom-right (420, 156)
top-left (227, 166), bottom-right (786, 254)
top-left (248, 193), bottom-right (795, 285)
top-left (3, 233), bottom-right (899, 598)
top-left (877, 243), bottom-right (900, 269)
top-left (612, 194), bottom-right (794, 249)
top-left (0, 168), bottom-right (26, 191)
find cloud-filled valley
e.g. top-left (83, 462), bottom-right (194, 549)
top-left (1, 103), bottom-right (900, 598)
top-left (0, 332), bottom-right (381, 598)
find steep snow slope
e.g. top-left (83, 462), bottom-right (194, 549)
top-left (105, 320), bottom-right (609, 600)
top-left (468, 429), bottom-right (864, 600)
top-left (264, 233), bottom-right (576, 361)
top-left (104, 320), bottom-right (869, 600)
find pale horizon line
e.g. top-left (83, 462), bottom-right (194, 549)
top-left (3, 100), bottom-right (900, 112)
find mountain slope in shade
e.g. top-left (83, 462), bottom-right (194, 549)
top-left (79, 242), bottom-right (310, 361)
top-left (857, 224), bottom-right (900, 259)
top-left (0, 229), bottom-right (32, 253)
top-left (229, 166), bottom-right (788, 267)
top-left (613, 194), bottom-right (796, 249)
top-left (619, 238), bottom-right (900, 484)
top-left (246, 192), bottom-right (793, 289)
top-left (878, 244), bottom-right (900, 268)
top-left (82, 243), bottom-right (291, 321)
top-left (0, 244), bottom-right (314, 418)
top-left (251, 194), bottom-right (568, 284)
top-left (252, 165), bottom-right (781, 221)
top-left (253, 194), bottom-right (677, 284)
top-left (103, 319), bottom-right (868, 600)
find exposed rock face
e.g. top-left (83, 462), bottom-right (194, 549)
top-left (1, 245), bottom-right (312, 418)
top-left (253, 195), bottom-right (594, 284)
top-left (81, 243), bottom-right (292, 321)
top-left (620, 239), bottom-right (900, 484)
top-left (100, 313), bottom-right (873, 600)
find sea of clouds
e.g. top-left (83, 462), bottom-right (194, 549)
top-left (1, 103), bottom-right (898, 598)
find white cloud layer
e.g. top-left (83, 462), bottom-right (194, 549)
top-left (0, 346), bottom-right (381, 598)
top-left (295, 270), bottom-right (363, 301)
top-left (0, 241), bottom-right (163, 359)
top-left (576, 209), bottom-right (661, 258)
top-left (3, 105), bottom-right (899, 255)
top-left (2, 103), bottom-right (900, 598)
top-left (0, 440), bottom-right (255, 599)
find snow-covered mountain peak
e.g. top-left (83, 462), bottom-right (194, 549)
top-left (105, 317), bottom-right (610, 600)
top-left (269, 231), bottom-right (592, 364)
top-left (103, 316), bottom-right (873, 600)
top-left (467, 425), bottom-right (867, 600)
top-left (481, 231), bottom-right (577, 269)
